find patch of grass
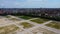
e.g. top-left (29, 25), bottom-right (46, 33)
top-left (30, 18), bottom-right (49, 24)
top-left (46, 21), bottom-right (60, 29)
top-left (5, 15), bottom-right (11, 18)
top-left (17, 16), bottom-right (32, 20)
top-left (20, 22), bottom-right (33, 28)
top-left (10, 18), bottom-right (20, 21)
top-left (0, 25), bottom-right (19, 34)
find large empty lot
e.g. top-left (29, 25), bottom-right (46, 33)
top-left (0, 15), bottom-right (60, 34)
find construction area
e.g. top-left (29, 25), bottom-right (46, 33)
top-left (0, 15), bottom-right (60, 34)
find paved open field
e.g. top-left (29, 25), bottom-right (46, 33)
top-left (0, 15), bottom-right (60, 34)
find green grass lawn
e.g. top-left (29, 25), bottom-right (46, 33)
top-left (46, 21), bottom-right (60, 29)
top-left (20, 22), bottom-right (34, 28)
top-left (9, 18), bottom-right (20, 21)
top-left (4, 15), bottom-right (11, 18)
top-left (17, 16), bottom-right (32, 20)
top-left (30, 18), bottom-right (49, 24)
top-left (0, 25), bottom-right (19, 34)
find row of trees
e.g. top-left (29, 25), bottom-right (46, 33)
top-left (0, 8), bottom-right (60, 21)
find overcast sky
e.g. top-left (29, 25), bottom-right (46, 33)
top-left (0, 0), bottom-right (60, 8)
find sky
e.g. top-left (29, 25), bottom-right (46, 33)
top-left (0, 0), bottom-right (60, 8)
